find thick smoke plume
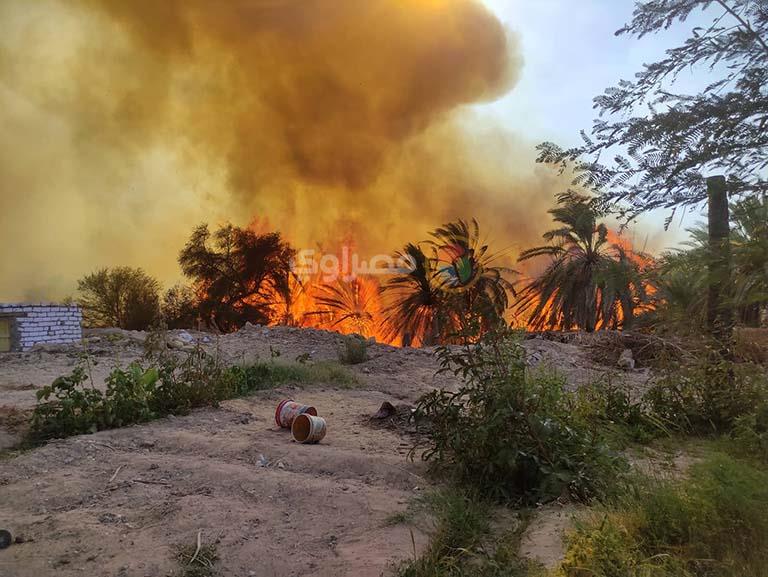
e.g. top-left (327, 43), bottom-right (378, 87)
top-left (0, 0), bottom-right (563, 300)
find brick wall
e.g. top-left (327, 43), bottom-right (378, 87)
top-left (0, 304), bottom-right (82, 351)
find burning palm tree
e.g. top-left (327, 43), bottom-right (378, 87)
top-left (382, 219), bottom-right (516, 345)
top-left (516, 193), bottom-right (647, 332)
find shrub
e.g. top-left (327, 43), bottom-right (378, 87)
top-left (395, 490), bottom-right (540, 577)
top-left (30, 366), bottom-right (106, 439)
top-left (413, 327), bottom-right (625, 505)
top-left (571, 378), bottom-right (666, 446)
top-left (77, 266), bottom-right (161, 330)
top-left (338, 335), bottom-right (369, 364)
top-left (645, 356), bottom-right (768, 435)
top-left (162, 284), bottom-right (199, 329)
top-left (29, 348), bottom-right (356, 441)
top-left (558, 454), bottom-right (768, 577)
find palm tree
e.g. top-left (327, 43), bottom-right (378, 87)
top-left (312, 276), bottom-right (381, 337)
top-left (649, 195), bottom-right (768, 331)
top-left (381, 243), bottom-right (448, 346)
top-left (428, 219), bottom-right (516, 323)
top-left (516, 193), bottom-right (645, 332)
top-left (382, 219), bottom-right (515, 344)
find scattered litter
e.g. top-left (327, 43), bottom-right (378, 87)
top-left (291, 414), bottom-right (327, 444)
top-left (275, 399), bottom-right (318, 428)
top-left (371, 401), bottom-right (397, 420)
top-left (0, 530), bottom-right (12, 549)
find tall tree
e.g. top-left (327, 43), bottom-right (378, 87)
top-left (178, 224), bottom-right (295, 332)
top-left (537, 0), bottom-right (767, 338)
top-left (77, 267), bottom-right (161, 330)
top-left (381, 243), bottom-right (451, 346)
top-left (538, 0), bottom-right (767, 216)
top-left (381, 219), bottom-right (515, 344)
top-left (516, 194), bottom-right (647, 332)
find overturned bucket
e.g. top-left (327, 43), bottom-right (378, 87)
top-left (275, 399), bottom-right (318, 428)
top-left (291, 413), bottom-right (327, 444)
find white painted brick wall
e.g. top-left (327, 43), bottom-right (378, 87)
top-left (0, 303), bottom-right (83, 351)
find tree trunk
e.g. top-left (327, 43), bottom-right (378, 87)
top-left (706, 175), bottom-right (733, 344)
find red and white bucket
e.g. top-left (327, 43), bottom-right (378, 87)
top-left (275, 399), bottom-right (318, 428)
top-left (291, 413), bottom-right (327, 444)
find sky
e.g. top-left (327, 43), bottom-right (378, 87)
top-left (480, 0), bottom-right (713, 247)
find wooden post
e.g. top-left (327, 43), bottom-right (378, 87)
top-left (706, 175), bottom-right (732, 344)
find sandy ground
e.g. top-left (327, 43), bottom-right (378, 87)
top-left (0, 325), bottom-right (650, 576)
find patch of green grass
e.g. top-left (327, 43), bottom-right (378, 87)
top-left (225, 360), bottom-right (357, 395)
top-left (558, 452), bottom-right (768, 577)
top-left (395, 490), bottom-right (543, 577)
top-left (175, 540), bottom-right (219, 577)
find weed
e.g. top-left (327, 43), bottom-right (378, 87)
top-left (338, 335), bottom-right (368, 364)
top-left (29, 348), bottom-right (356, 441)
top-left (558, 453), bottom-right (768, 577)
top-left (413, 327), bottom-right (625, 505)
top-left (175, 538), bottom-right (219, 577)
top-left (645, 356), bottom-right (768, 435)
top-left (395, 489), bottom-right (542, 577)
top-left (222, 360), bottom-right (357, 396)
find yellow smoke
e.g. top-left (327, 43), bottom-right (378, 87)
top-left (0, 0), bottom-right (564, 301)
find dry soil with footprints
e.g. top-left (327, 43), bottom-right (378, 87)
top-left (0, 325), bottom-right (650, 576)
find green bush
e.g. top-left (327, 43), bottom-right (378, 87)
top-left (223, 360), bottom-right (357, 396)
top-left (645, 356), bottom-right (768, 435)
top-left (413, 327), bottom-right (625, 505)
top-left (30, 366), bottom-right (108, 439)
top-left (571, 378), bottom-right (666, 446)
top-left (338, 335), bottom-right (369, 364)
top-left (558, 454), bottom-right (768, 577)
top-left (30, 348), bottom-right (356, 441)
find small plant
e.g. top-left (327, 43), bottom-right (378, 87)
top-left (30, 366), bottom-right (105, 439)
top-left (558, 453), bottom-right (768, 577)
top-left (644, 355), bottom-right (768, 435)
top-left (413, 326), bottom-right (625, 505)
top-left (571, 378), bottom-right (666, 446)
top-left (395, 490), bottom-right (541, 577)
top-left (175, 536), bottom-right (219, 577)
top-left (338, 335), bottom-right (368, 365)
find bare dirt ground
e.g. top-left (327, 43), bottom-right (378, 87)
top-left (0, 325), bottom-right (649, 576)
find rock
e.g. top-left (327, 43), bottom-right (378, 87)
top-left (617, 348), bottom-right (635, 370)
top-left (371, 401), bottom-right (397, 420)
top-left (176, 331), bottom-right (194, 343)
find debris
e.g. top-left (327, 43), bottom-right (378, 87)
top-left (257, 454), bottom-right (269, 467)
top-left (371, 402), bottom-right (397, 420)
top-left (291, 414), bottom-right (327, 444)
top-left (617, 348), bottom-right (635, 370)
top-left (0, 530), bottom-right (12, 549)
top-left (188, 530), bottom-right (203, 566)
top-left (108, 465), bottom-right (123, 484)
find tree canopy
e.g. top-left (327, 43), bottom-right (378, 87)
top-left (178, 224), bottom-right (295, 332)
top-left (537, 0), bottom-right (768, 221)
top-left (77, 267), bottom-right (161, 330)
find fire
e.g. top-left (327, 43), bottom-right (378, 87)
top-left (513, 229), bottom-right (657, 331)
top-left (265, 241), bottom-right (394, 344)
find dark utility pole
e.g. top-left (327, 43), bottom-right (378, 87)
top-left (706, 175), bottom-right (733, 344)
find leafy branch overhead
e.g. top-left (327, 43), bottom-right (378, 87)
top-left (537, 0), bottom-right (768, 222)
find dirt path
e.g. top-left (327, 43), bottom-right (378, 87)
top-left (0, 325), bottom-right (649, 576)
top-left (0, 388), bottom-right (432, 577)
